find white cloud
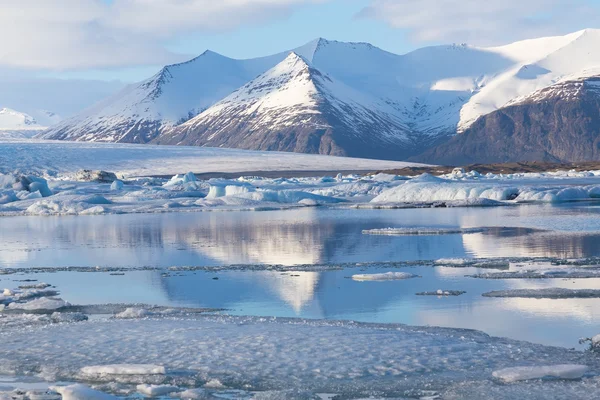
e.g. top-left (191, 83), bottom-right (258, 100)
top-left (358, 0), bottom-right (600, 46)
top-left (0, 0), bottom-right (323, 70)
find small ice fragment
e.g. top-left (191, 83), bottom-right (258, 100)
top-left (136, 384), bottom-right (180, 397)
top-left (177, 389), bottom-right (207, 399)
top-left (81, 364), bottom-right (166, 375)
top-left (50, 384), bottom-right (118, 400)
top-left (114, 307), bottom-right (153, 319)
top-left (492, 364), bottom-right (588, 382)
top-left (8, 297), bottom-right (69, 311)
top-left (203, 379), bottom-right (226, 389)
top-left (110, 180), bottom-right (124, 191)
top-left (352, 272), bottom-right (418, 281)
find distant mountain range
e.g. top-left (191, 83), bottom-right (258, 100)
top-left (0, 108), bottom-right (60, 139)
top-left (39, 29), bottom-right (600, 164)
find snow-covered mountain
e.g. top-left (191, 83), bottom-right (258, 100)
top-left (154, 53), bottom-right (424, 159)
top-left (0, 108), bottom-right (59, 139)
top-left (40, 29), bottom-right (600, 161)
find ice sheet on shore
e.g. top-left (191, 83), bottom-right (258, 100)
top-left (3, 158), bottom-right (600, 215)
top-left (1, 314), bottom-right (600, 398)
top-left (483, 288), bottom-right (600, 299)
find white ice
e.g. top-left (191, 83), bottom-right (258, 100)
top-left (50, 384), bottom-right (118, 400)
top-left (136, 384), bottom-right (180, 396)
top-left (483, 288), bottom-right (600, 299)
top-left (3, 146), bottom-right (600, 216)
top-left (351, 272), bottom-right (419, 281)
top-left (362, 227), bottom-right (484, 236)
top-left (1, 314), bottom-right (599, 398)
top-left (492, 365), bottom-right (588, 382)
top-left (80, 365), bottom-right (166, 376)
top-left (6, 297), bottom-right (68, 311)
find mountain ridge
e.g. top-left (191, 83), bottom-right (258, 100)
top-left (39, 29), bottom-right (600, 162)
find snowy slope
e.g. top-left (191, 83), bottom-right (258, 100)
top-left (40, 29), bottom-right (600, 160)
top-left (155, 53), bottom-right (415, 159)
top-left (0, 108), bottom-right (56, 138)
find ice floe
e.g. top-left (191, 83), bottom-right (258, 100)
top-left (351, 272), bottom-right (419, 281)
top-left (492, 364), bottom-right (588, 382)
top-left (416, 290), bottom-right (466, 296)
top-left (7, 297), bottom-right (70, 311)
top-left (362, 227), bottom-right (485, 236)
top-left (470, 269), bottom-right (600, 279)
top-left (50, 384), bottom-right (118, 400)
top-left (136, 384), bottom-right (180, 397)
top-left (80, 365), bottom-right (166, 376)
top-left (483, 289), bottom-right (600, 299)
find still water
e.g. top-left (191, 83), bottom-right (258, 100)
top-left (3, 203), bottom-right (600, 348)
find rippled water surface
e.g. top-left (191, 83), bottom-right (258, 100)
top-left (3, 203), bottom-right (600, 348)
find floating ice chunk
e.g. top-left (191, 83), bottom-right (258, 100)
top-left (81, 364), bottom-right (166, 376)
top-left (483, 288), bottom-right (600, 299)
top-left (492, 365), bottom-right (588, 382)
top-left (183, 172), bottom-right (197, 183)
top-left (369, 173), bottom-right (403, 182)
top-left (136, 384), bottom-right (181, 397)
top-left (18, 283), bottom-right (51, 289)
top-left (74, 170), bottom-right (118, 183)
top-left (240, 190), bottom-right (341, 204)
top-left (416, 290), bottom-right (466, 296)
top-left (7, 297), bottom-right (69, 311)
top-left (352, 272), bottom-right (419, 281)
top-left (435, 258), bottom-right (470, 266)
top-left (362, 227), bottom-right (484, 236)
top-left (50, 312), bottom-right (88, 323)
top-left (50, 384), bottom-right (118, 400)
top-left (471, 269), bottom-right (600, 279)
top-left (176, 388), bottom-right (207, 399)
top-left (114, 307), bottom-right (153, 319)
top-left (372, 177), bottom-right (519, 203)
top-left (206, 182), bottom-right (254, 199)
top-left (110, 180), bottom-right (124, 191)
top-left (203, 379), bottom-right (226, 389)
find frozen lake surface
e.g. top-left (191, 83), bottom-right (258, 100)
top-left (3, 204), bottom-right (600, 351)
top-left (5, 193), bottom-right (600, 398)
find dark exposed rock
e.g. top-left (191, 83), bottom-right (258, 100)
top-left (413, 77), bottom-right (600, 164)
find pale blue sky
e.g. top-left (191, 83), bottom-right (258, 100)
top-left (5, 0), bottom-right (600, 83)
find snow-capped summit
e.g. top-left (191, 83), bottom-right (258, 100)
top-left (154, 52), bottom-right (419, 159)
top-left (40, 30), bottom-right (600, 162)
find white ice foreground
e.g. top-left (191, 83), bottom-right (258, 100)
top-left (1, 312), bottom-right (599, 399)
top-left (2, 140), bottom-right (600, 216)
